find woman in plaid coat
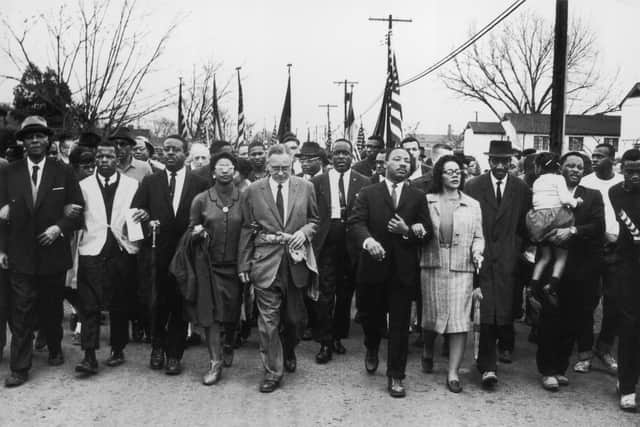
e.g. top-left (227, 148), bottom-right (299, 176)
top-left (418, 155), bottom-right (484, 393)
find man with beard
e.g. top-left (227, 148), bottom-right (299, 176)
top-left (247, 141), bottom-right (268, 182)
top-left (311, 139), bottom-right (369, 363)
top-left (74, 140), bottom-right (140, 375)
top-left (577, 143), bottom-right (624, 374)
top-left (131, 135), bottom-right (208, 375)
top-left (353, 136), bottom-right (385, 177)
top-left (112, 128), bottom-right (152, 183)
top-left (608, 149), bottom-right (640, 412)
top-left (348, 147), bottom-right (432, 398)
top-left (534, 152), bottom-right (604, 391)
top-left (1, 116), bottom-right (84, 387)
top-left (464, 140), bottom-right (531, 389)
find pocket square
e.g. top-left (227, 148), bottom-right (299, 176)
top-left (52, 187), bottom-right (65, 191)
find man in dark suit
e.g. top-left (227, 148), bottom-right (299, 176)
top-left (348, 147), bottom-right (432, 398)
top-left (131, 135), bottom-right (208, 375)
top-left (535, 152), bottom-right (604, 391)
top-left (311, 139), bottom-right (369, 364)
top-left (0, 116), bottom-right (84, 387)
top-left (464, 140), bottom-right (531, 389)
top-left (401, 136), bottom-right (430, 181)
top-left (352, 135), bottom-right (385, 177)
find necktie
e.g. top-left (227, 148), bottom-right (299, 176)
top-left (276, 183), bottom-right (284, 221)
top-left (168, 171), bottom-right (177, 201)
top-left (496, 180), bottom-right (502, 205)
top-left (338, 173), bottom-right (346, 218)
top-left (31, 165), bottom-right (39, 186)
top-left (391, 183), bottom-right (399, 209)
top-left (104, 175), bottom-right (110, 188)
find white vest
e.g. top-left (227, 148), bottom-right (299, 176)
top-left (78, 173), bottom-right (140, 256)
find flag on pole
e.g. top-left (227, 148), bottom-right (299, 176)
top-left (277, 69), bottom-right (292, 141)
top-left (178, 78), bottom-right (189, 140)
top-left (357, 121), bottom-right (365, 153)
top-left (271, 122), bottom-right (278, 144)
top-left (373, 32), bottom-right (403, 149)
top-left (211, 75), bottom-right (223, 140)
top-left (346, 89), bottom-right (355, 140)
top-left (236, 68), bottom-right (245, 147)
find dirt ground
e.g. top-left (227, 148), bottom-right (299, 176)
top-left (0, 317), bottom-right (637, 427)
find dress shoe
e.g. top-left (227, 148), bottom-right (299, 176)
top-left (421, 356), bottom-right (434, 374)
top-left (105, 350), bottom-right (125, 367)
top-left (542, 284), bottom-right (559, 307)
top-left (75, 357), bottom-right (98, 375)
top-left (34, 332), bottom-right (47, 352)
top-left (541, 376), bottom-right (559, 391)
top-left (447, 378), bottom-right (463, 393)
top-left (498, 350), bottom-right (513, 364)
top-left (620, 393), bottom-right (637, 412)
top-left (332, 339), bottom-right (346, 355)
top-left (555, 375), bottom-right (569, 386)
top-left (315, 344), bottom-right (332, 364)
top-left (202, 361), bottom-right (222, 386)
top-left (284, 353), bottom-right (297, 373)
top-left (573, 359), bottom-right (591, 373)
top-left (4, 371), bottom-right (28, 388)
top-left (301, 328), bottom-right (313, 341)
top-left (595, 350), bottom-right (618, 375)
top-left (48, 351), bottom-right (65, 366)
top-left (388, 378), bottom-right (406, 398)
top-left (259, 378), bottom-right (280, 393)
top-left (222, 345), bottom-right (234, 367)
top-left (150, 348), bottom-right (165, 370)
top-left (131, 321), bottom-right (144, 342)
top-left (481, 371), bottom-right (498, 389)
top-left (165, 358), bottom-right (182, 375)
top-left (365, 348), bottom-right (379, 374)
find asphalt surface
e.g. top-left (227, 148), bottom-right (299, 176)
top-left (0, 317), bottom-right (637, 426)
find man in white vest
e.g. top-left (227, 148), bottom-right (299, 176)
top-left (74, 139), bottom-right (140, 375)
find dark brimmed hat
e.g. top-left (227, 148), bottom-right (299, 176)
top-left (484, 140), bottom-right (513, 157)
top-left (135, 136), bottom-right (155, 156)
top-left (108, 128), bottom-right (136, 146)
top-left (295, 141), bottom-right (323, 158)
top-left (15, 116), bottom-right (53, 140)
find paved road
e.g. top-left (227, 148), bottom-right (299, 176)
top-left (0, 320), bottom-right (637, 426)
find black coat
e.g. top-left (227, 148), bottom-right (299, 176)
top-left (347, 181), bottom-right (432, 288)
top-left (311, 169), bottom-right (370, 259)
top-left (0, 158), bottom-right (84, 275)
top-left (352, 158), bottom-right (376, 178)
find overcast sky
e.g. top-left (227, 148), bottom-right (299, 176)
top-left (1, 0), bottom-right (638, 137)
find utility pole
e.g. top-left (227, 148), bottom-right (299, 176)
top-left (318, 104), bottom-right (338, 150)
top-left (333, 79), bottom-right (358, 138)
top-left (549, 0), bottom-right (568, 155)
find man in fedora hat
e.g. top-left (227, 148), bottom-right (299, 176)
top-left (0, 116), bottom-right (84, 387)
top-left (110, 128), bottom-right (152, 183)
top-left (296, 141), bottom-right (326, 180)
top-left (464, 140), bottom-right (531, 389)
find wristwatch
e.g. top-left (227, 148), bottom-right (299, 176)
top-left (569, 226), bottom-right (577, 236)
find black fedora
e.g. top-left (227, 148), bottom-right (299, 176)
top-left (15, 116), bottom-right (53, 140)
top-left (108, 127), bottom-right (136, 146)
top-left (484, 140), bottom-right (514, 158)
top-left (295, 141), bottom-right (323, 158)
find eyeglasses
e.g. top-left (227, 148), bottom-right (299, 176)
top-left (442, 169), bottom-right (461, 177)
top-left (270, 166), bottom-right (290, 172)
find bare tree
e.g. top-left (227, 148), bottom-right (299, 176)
top-left (1, 0), bottom-right (179, 133)
top-left (440, 12), bottom-right (619, 119)
top-left (149, 117), bottom-right (176, 138)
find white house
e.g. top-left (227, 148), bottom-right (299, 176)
top-left (462, 121), bottom-right (506, 171)
top-left (620, 83), bottom-right (640, 153)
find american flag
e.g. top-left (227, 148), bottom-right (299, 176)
top-left (373, 33), bottom-right (403, 149)
top-left (271, 122), bottom-right (278, 144)
top-left (178, 78), bottom-right (189, 140)
top-left (236, 68), bottom-right (245, 147)
top-left (346, 88), bottom-right (355, 140)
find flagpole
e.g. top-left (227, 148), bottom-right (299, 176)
top-left (318, 104), bottom-right (338, 150)
top-left (333, 79), bottom-right (358, 138)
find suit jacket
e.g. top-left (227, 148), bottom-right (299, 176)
top-left (347, 181), bottom-right (432, 287)
top-left (78, 173), bottom-right (140, 256)
top-left (311, 169), bottom-right (370, 258)
top-left (191, 164), bottom-right (215, 188)
top-left (420, 192), bottom-right (484, 272)
top-left (352, 158), bottom-right (376, 177)
top-left (130, 169), bottom-right (209, 263)
top-left (410, 170), bottom-right (434, 194)
top-left (238, 176), bottom-right (319, 289)
top-left (0, 158), bottom-right (84, 275)
top-left (464, 172), bottom-right (531, 325)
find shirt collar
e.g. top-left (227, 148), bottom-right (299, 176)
top-left (269, 177), bottom-right (289, 189)
top-left (167, 166), bottom-right (186, 178)
top-left (27, 157), bottom-right (46, 169)
top-left (384, 178), bottom-right (404, 192)
top-left (329, 168), bottom-right (351, 179)
top-left (490, 172), bottom-right (508, 186)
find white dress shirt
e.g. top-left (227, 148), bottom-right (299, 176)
top-left (384, 178), bottom-right (404, 208)
top-left (167, 167), bottom-right (187, 214)
top-left (490, 172), bottom-right (508, 200)
top-left (269, 177), bottom-right (289, 224)
top-left (27, 157), bottom-right (46, 190)
top-left (328, 168), bottom-right (351, 219)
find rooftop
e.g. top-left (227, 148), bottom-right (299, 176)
top-left (503, 113), bottom-right (620, 137)
top-left (465, 121), bottom-right (505, 135)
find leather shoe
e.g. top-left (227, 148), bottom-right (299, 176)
top-left (332, 339), bottom-right (346, 355)
top-left (4, 371), bottom-right (28, 388)
top-left (222, 345), bottom-right (234, 367)
top-left (284, 352), bottom-right (297, 373)
top-left (388, 378), bottom-right (406, 398)
top-left (75, 358), bottom-right (98, 375)
top-left (48, 351), bottom-right (64, 366)
top-left (105, 350), bottom-right (125, 367)
top-left (259, 378), bottom-right (280, 393)
top-left (315, 344), bottom-right (332, 364)
top-left (34, 332), bottom-right (47, 352)
top-left (202, 361), bottom-right (222, 386)
top-left (498, 350), bottom-right (513, 364)
top-left (481, 371), bottom-right (498, 389)
top-left (365, 348), bottom-right (379, 374)
top-left (421, 356), bottom-right (434, 374)
top-left (150, 348), bottom-right (165, 370)
top-left (165, 358), bottom-right (182, 375)
top-left (301, 328), bottom-right (313, 341)
top-left (447, 378), bottom-right (462, 393)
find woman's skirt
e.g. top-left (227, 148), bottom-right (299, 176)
top-left (526, 206), bottom-right (574, 243)
top-left (421, 246), bottom-right (473, 334)
top-left (190, 263), bottom-right (242, 327)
